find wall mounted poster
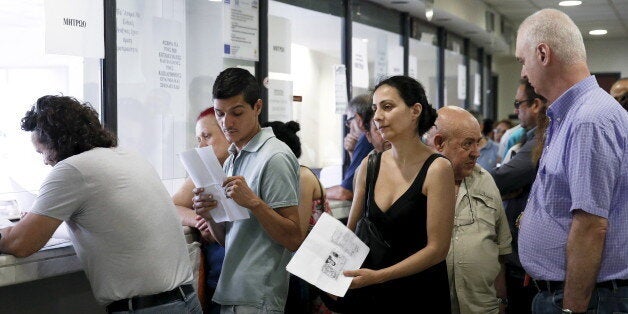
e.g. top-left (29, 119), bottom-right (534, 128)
top-left (223, 0), bottom-right (259, 61)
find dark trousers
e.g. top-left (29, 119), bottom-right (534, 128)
top-left (505, 266), bottom-right (536, 314)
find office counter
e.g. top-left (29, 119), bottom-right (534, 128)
top-left (329, 199), bottom-right (352, 222)
top-left (0, 226), bottom-right (200, 314)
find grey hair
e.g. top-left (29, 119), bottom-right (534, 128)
top-left (518, 9), bottom-right (586, 64)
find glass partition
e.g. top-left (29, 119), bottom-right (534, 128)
top-left (0, 0), bottom-right (102, 208)
top-left (469, 45), bottom-right (481, 113)
top-left (116, 0), bottom-right (254, 192)
top-left (408, 19), bottom-right (438, 107)
top-left (444, 33), bottom-right (465, 107)
top-left (268, 1), bottom-right (343, 168)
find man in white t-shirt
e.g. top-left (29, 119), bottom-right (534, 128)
top-left (0, 95), bottom-right (201, 313)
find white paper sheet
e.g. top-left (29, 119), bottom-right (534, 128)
top-left (286, 213), bottom-right (369, 297)
top-left (179, 146), bottom-right (249, 222)
top-left (45, 0), bottom-right (104, 58)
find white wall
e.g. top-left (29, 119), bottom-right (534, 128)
top-left (493, 55), bottom-right (520, 120)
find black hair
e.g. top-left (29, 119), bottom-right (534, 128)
top-left (482, 118), bottom-right (494, 137)
top-left (261, 120), bottom-right (302, 158)
top-left (212, 67), bottom-right (260, 107)
top-left (21, 95), bottom-right (117, 164)
top-left (520, 77), bottom-right (547, 103)
top-left (373, 76), bottom-right (437, 136)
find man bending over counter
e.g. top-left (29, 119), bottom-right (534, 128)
top-left (0, 95), bottom-right (201, 313)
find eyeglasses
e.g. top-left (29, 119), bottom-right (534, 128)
top-left (514, 98), bottom-right (534, 109)
top-left (345, 115), bottom-right (355, 127)
top-left (454, 179), bottom-right (475, 227)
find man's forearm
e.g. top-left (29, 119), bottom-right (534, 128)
top-left (563, 210), bottom-right (607, 311)
top-left (205, 217), bottom-right (226, 246)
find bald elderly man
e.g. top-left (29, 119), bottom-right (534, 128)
top-left (610, 77), bottom-right (628, 111)
top-left (516, 9), bottom-right (628, 314)
top-left (426, 106), bottom-right (511, 314)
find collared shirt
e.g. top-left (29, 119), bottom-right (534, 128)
top-left (341, 134), bottom-right (373, 191)
top-left (447, 165), bottom-right (512, 314)
top-left (519, 76), bottom-right (628, 281)
top-left (478, 138), bottom-right (499, 170)
top-left (214, 127), bottom-right (299, 311)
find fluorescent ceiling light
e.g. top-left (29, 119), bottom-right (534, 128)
top-left (559, 1), bottom-right (582, 6)
top-left (589, 29), bottom-right (607, 35)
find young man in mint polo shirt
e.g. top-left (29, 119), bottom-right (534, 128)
top-left (193, 68), bottom-right (301, 313)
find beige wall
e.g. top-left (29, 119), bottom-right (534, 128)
top-left (492, 37), bottom-right (628, 120)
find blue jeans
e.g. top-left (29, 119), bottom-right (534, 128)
top-left (110, 291), bottom-right (202, 313)
top-left (532, 285), bottom-right (628, 314)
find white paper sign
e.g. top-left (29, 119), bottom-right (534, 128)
top-left (351, 38), bottom-right (369, 89)
top-left (268, 15), bottom-right (291, 74)
top-left (375, 35), bottom-right (388, 82)
top-left (268, 79), bottom-right (293, 122)
top-left (409, 55), bottom-right (418, 80)
top-left (115, 1), bottom-right (144, 84)
top-left (388, 45), bottom-right (404, 76)
top-left (457, 64), bottom-right (467, 100)
top-left (223, 0), bottom-right (259, 61)
top-left (45, 0), bottom-right (104, 58)
top-left (474, 73), bottom-right (481, 105)
top-left (334, 65), bottom-right (349, 114)
top-left (179, 146), bottom-right (250, 222)
top-left (286, 213), bottom-right (369, 297)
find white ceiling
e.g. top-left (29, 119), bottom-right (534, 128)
top-left (369, 0), bottom-right (628, 55)
top-left (484, 0), bottom-right (628, 40)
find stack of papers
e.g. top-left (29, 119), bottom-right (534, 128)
top-left (287, 213), bottom-right (369, 297)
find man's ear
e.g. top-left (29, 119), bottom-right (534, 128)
top-left (433, 134), bottom-right (446, 152)
top-left (531, 98), bottom-right (543, 114)
top-left (254, 99), bottom-right (263, 115)
top-left (537, 43), bottom-right (551, 66)
top-left (355, 114), bottom-right (366, 131)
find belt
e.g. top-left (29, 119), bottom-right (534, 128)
top-left (533, 279), bottom-right (628, 293)
top-left (106, 284), bottom-right (194, 313)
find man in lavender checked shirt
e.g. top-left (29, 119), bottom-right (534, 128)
top-left (515, 9), bottom-right (628, 314)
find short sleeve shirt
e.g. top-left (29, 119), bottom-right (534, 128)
top-left (213, 128), bottom-right (299, 311)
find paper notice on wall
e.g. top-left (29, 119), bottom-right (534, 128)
top-left (45, 0), bottom-right (104, 58)
top-left (116, 0), bottom-right (144, 84)
top-left (375, 34), bottom-right (387, 83)
top-left (474, 73), bottom-right (481, 105)
top-left (223, 0), bottom-right (259, 61)
top-left (268, 15), bottom-right (291, 74)
top-left (457, 64), bottom-right (467, 100)
top-left (352, 38), bottom-right (369, 89)
top-left (179, 146), bottom-right (249, 222)
top-left (409, 55), bottom-right (418, 80)
top-left (287, 213), bottom-right (369, 297)
top-left (334, 65), bottom-right (349, 114)
top-left (267, 79), bottom-right (293, 122)
top-left (388, 45), bottom-right (404, 76)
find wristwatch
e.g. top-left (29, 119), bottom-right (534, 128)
top-left (562, 309), bottom-right (586, 314)
top-left (497, 297), bottom-right (508, 306)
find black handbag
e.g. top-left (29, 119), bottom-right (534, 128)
top-left (354, 152), bottom-right (391, 267)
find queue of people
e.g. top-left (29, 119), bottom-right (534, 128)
top-left (0, 7), bottom-right (626, 314)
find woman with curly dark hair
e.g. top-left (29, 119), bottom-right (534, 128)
top-left (0, 95), bottom-right (202, 313)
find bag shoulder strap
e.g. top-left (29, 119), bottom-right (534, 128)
top-left (363, 152), bottom-right (382, 218)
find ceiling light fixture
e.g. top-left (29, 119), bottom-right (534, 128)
top-left (589, 29), bottom-right (607, 35)
top-left (558, 1), bottom-right (582, 6)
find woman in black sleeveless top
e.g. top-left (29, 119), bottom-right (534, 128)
top-left (343, 76), bottom-right (456, 313)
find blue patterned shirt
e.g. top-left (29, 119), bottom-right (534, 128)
top-left (518, 75), bottom-right (628, 281)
